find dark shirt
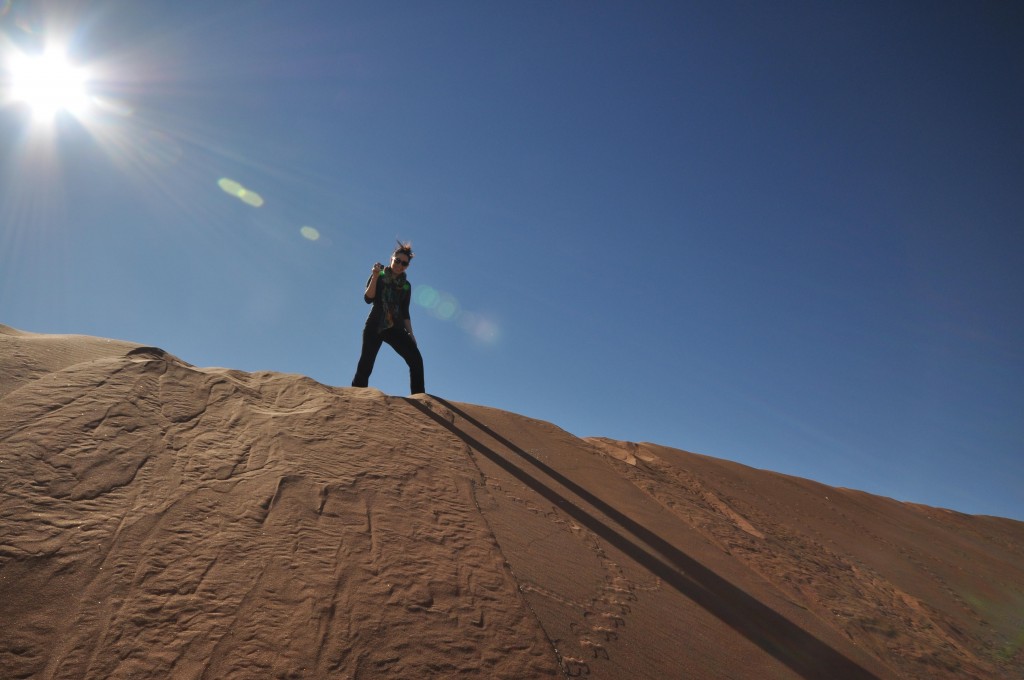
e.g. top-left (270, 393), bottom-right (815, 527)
top-left (363, 268), bottom-right (412, 333)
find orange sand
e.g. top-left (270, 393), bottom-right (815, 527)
top-left (1, 325), bottom-right (1021, 679)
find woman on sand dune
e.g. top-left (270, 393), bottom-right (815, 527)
top-left (351, 241), bottom-right (425, 395)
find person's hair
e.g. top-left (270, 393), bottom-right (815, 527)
top-left (393, 240), bottom-right (414, 260)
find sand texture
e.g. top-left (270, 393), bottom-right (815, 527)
top-left (1, 325), bottom-right (1022, 679)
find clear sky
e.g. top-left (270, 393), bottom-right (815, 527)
top-left (2, 1), bottom-right (1022, 520)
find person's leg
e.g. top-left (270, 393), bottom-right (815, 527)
top-left (383, 329), bottom-right (425, 394)
top-left (352, 328), bottom-right (384, 387)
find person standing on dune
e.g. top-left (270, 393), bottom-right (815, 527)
top-left (351, 241), bottom-right (425, 395)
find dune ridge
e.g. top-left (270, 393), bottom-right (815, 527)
top-left (1, 325), bottom-right (1021, 679)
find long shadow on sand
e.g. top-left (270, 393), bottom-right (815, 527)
top-left (406, 396), bottom-right (880, 680)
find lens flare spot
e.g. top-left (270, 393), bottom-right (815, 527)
top-left (435, 295), bottom-right (459, 321)
top-left (474, 319), bottom-right (499, 344)
top-left (411, 283), bottom-right (499, 343)
top-left (0, 1), bottom-right (12, 19)
top-left (218, 178), bottom-right (243, 195)
top-left (414, 285), bottom-right (440, 310)
top-left (217, 177), bottom-right (264, 208)
top-left (457, 312), bottom-right (500, 344)
top-left (238, 189), bottom-right (264, 208)
top-left (300, 226), bottom-right (320, 241)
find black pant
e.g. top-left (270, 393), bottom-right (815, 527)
top-left (352, 326), bottom-right (425, 394)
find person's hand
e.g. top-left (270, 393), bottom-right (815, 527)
top-left (372, 262), bottom-right (384, 276)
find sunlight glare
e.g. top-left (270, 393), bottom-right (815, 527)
top-left (91, 95), bottom-right (134, 117)
top-left (9, 47), bottom-right (90, 120)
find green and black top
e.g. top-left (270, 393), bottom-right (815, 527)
top-left (363, 267), bottom-right (412, 335)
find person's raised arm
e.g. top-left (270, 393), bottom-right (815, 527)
top-left (364, 262), bottom-right (383, 302)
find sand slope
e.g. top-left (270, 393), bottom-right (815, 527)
top-left (1, 325), bottom-right (1021, 679)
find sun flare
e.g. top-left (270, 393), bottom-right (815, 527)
top-left (9, 47), bottom-right (90, 120)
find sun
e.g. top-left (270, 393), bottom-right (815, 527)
top-left (8, 46), bottom-right (90, 120)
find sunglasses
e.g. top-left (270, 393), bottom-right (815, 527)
top-left (393, 258), bottom-right (410, 267)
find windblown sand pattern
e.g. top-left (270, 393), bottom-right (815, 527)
top-left (1, 325), bottom-right (1021, 679)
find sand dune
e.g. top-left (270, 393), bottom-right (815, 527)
top-left (1, 325), bottom-right (1021, 679)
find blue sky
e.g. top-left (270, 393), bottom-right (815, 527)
top-left (2, 1), bottom-right (1022, 520)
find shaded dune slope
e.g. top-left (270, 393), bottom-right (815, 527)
top-left (1, 326), bottom-right (1021, 679)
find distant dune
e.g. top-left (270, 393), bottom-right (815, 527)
top-left (2, 324), bottom-right (1021, 679)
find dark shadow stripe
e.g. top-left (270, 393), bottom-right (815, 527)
top-left (406, 396), bottom-right (880, 680)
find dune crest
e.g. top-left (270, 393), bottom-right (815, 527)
top-left (1, 327), bottom-right (1021, 679)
